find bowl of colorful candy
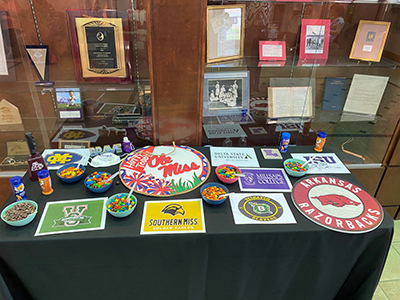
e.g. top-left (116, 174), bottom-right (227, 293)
top-left (106, 193), bottom-right (137, 218)
top-left (84, 172), bottom-right (113, 193)
top-left (200, 182), bottom-right (229, 205)
top-left (283, 158), bottom-right (309, 177)
top-left (57, 163), bottom-right (86, 183)
top-left (1, 200), bottom-right (38, 227)
top-left (215, 164), bottom-right (241, 184)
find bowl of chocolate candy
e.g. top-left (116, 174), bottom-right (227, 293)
top-left (1, 200), bottom-right (38, 227)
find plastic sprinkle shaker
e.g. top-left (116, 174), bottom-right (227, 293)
top-left (38, 169), bottom-right (53, 195)
top-left (280, 132), bottom-right (291, 153)
top-left (314, 131), bottom-right (327, 152)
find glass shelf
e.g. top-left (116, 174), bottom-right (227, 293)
top-left (205, 56), bottom-right (399, 70)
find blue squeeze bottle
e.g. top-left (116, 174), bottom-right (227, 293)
top-left (280, 132), bottom-right (291, 153)
top-left (9, 176), bottom-right (27, 201)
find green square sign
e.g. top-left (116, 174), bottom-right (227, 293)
top-left (35, 198), bottom-right (107, 236)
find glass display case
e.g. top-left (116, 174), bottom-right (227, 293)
top-left (203, 1), bottom-right (400, 167)
top-left (0, 0), bottom-right (151, 173)
top-left (0, 0), bottom-right (400, 218)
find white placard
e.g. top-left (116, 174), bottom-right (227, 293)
top-left (262, 44), bottom-right (283, 57)
top-left (229, 193), bottom-right (296, 225)
top-left (203, 124), bottom-right (247, 139)
top-left (290, 153), bottom-right (350, 174)
top-left (210, 147), bottom-right (259, 167)
top-left (343, 74), bottom-right (388, 117)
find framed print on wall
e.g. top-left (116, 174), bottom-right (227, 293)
top-left (203, 71), bottom-right (249, 117)
top-left (299, 19), bottom-right (330, 60)
top-left (207, 5), bottom-right (245, 63)
top-left (259, 41), bottom-right (286, 61)
top-left (349, 20), bottom-right (390, 62)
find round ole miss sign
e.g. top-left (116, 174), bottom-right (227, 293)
top-left (292, 176), bottom-right (383, 234)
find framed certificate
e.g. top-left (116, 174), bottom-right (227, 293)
top-left (207, 5), bottom-right (245, 63)
top-left (67, 10), bottom-right (132, 83)
top-left (299, 19), bottom-right (330, 60)
top-left (259, 41), bottom-right (286, 61)
top-left (349, 21), bottom-right (390, 62)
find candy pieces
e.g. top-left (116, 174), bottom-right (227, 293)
top-left (86, 172), bottom-right (112, 188)
top-left (217, 166), bottom-right (239, 179)
top-left (107, 194), bottom-right (135, 212)
top-left (285, 161), bottom-right (308, 172)
top-left (59, 167), bottom-right (84, 179)
top-left (202, 186), bottom-right (226, 201)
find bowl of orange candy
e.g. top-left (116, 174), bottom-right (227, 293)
top-left (57, 163), bottom-right (86, 183)
top-left (200, 182), bottom-right (229, 205)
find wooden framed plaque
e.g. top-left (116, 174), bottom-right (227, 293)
top-left (76, 17), bottom-right (126, 78)
top-left (67, 10), bottom-right (132, 83)
top-left (349, 20), bottom-right (390, 62)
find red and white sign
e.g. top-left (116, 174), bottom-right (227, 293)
top-left (292, 176), bottom-right (383, 234)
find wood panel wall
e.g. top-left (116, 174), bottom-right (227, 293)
top-left (147, 0), bottom-right (206, 146)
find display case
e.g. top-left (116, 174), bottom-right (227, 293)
top-left (0, 0), bottom-right (400, 218)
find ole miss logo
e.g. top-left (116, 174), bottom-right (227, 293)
top-left (292, 176), bottom-right (383, 234)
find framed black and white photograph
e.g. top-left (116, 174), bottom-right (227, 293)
top-left (203, 71), bottom-right (249, 117)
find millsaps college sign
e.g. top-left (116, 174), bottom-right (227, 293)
top-left (292, 176), bottom-right (383, 234)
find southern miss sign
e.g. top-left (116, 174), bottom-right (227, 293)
top-left (292, 176), bottom-right (383, 234)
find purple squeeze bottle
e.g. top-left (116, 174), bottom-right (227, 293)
top-left (25, 132), bottom-right (48, 181)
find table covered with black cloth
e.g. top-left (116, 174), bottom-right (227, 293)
top-left (0, 146), bottom-right (394, 300)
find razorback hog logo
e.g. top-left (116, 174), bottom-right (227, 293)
top-left (312, 194), bottom-right (361, 208)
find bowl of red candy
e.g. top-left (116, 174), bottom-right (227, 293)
top-left (215, 164), bottom-right (241, 184)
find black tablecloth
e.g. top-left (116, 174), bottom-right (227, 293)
top-left (0, 147), bottom-right (393, 300)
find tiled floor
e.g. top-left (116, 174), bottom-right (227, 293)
top-left (373, 220), bottom-right (400, 300)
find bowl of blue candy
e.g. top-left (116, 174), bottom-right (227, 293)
top-left (84, 172), bottom-right (113, 193)
top-left (106, 193), bottom-right (137, 218)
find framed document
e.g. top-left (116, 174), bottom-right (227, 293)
top-left (207, 5), bottom-right (245, 63)
top-left (259, 41), bottom-right (286, 61)
top-left (203, 71), bottom-right (250, 117)
top-left (299, 19), bottom-right (330, 60)
top-left (67, 10), bottom-right (131, 83)
top-left (349, 21), bottom-right (390, 62)
top-left (0, 11), bottom-right (16, 81)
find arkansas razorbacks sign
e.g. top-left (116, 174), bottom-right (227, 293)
top-left (292, 175), bottom-right (383, 234)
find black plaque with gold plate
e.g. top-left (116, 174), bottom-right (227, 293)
top-left (67, 10), bottom-right (132, 83)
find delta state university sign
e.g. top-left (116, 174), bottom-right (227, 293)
top-left (292, 175), bottom-right (383, 234)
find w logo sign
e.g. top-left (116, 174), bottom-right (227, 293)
top-left (53, 205), bottom-right (91, 227)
